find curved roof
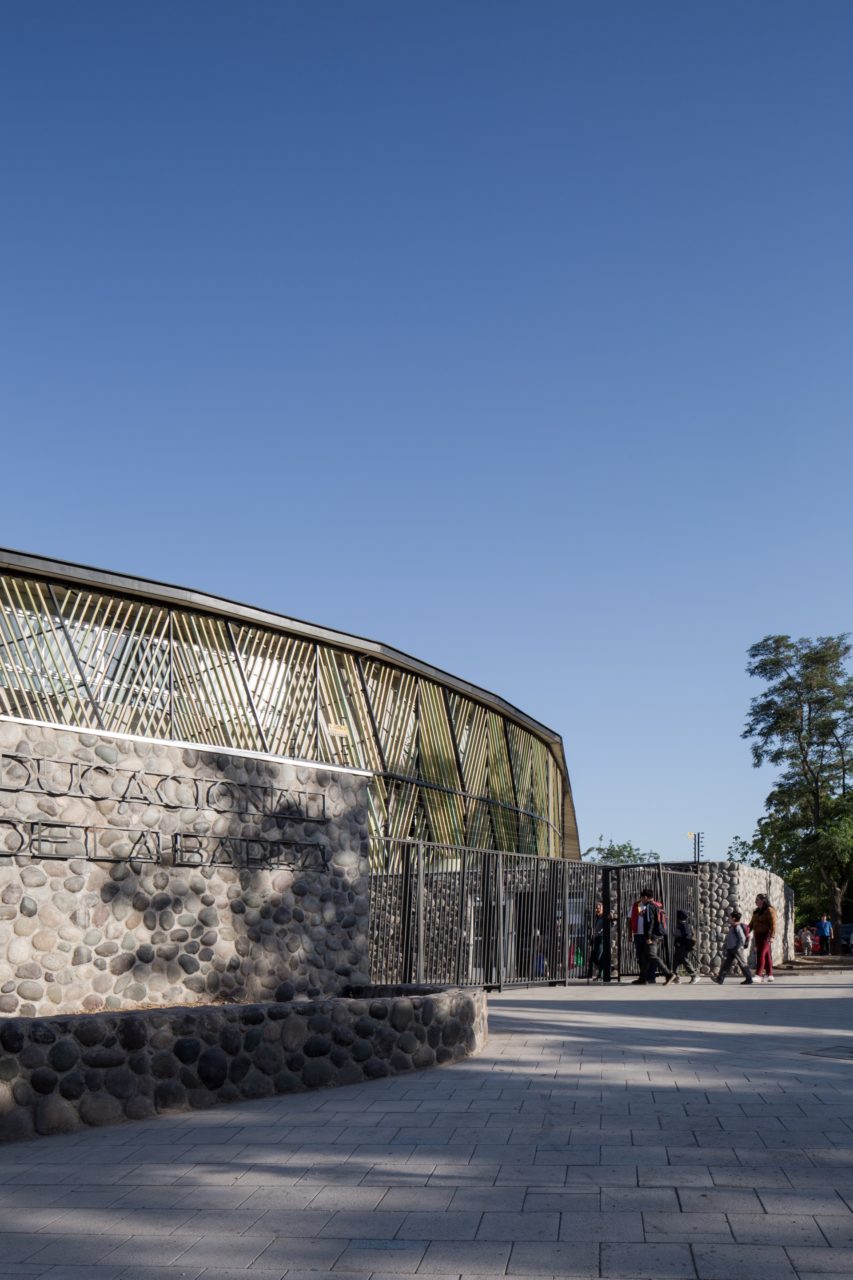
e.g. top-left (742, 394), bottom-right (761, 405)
top-left (0, 546), bottom-right (580, 856)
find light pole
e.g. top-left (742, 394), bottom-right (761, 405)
top-left (689, 832), bottom-right (704, 968)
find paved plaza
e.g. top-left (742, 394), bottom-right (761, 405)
top-left (1, 978), bottom-right (853, 1280)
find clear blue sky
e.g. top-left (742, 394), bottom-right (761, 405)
top-left (2, 2), bottom-right (851, 861)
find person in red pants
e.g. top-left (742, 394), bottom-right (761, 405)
top-left (749, 893), bottom-right (776, 984)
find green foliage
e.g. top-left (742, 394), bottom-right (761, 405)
top-left (583, 836), bottom-right (661, 865)
top-left (741, 634), bottom-right (853, 928)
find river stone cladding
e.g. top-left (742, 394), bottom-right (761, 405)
top-left (0, 721), bottom-right (371, 1017)
top-left (0, 987), bottom-right (488, 1141)
top-left (664, 860), bottom-right (794, 971)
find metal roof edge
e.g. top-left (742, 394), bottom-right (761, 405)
top-left (0, 547), bottom-right (571, 775)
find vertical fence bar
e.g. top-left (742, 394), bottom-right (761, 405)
top-left (563, 863), bottom-right (570, 985)
top-left (602, 867), bottom-right (612, 983)
top-left (496, 852), bottom-right (505, 991)
top-left (416, 842), bottom-right (425, 984)
top-left (455, 850), bottom-right (467, 985)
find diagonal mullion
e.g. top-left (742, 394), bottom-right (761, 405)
top-left (47, 583), bottom-right (105, 730)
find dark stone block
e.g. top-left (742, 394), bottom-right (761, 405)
top-left (82, 1046), bottom-right (125, 1069)
top-left (75, 1017), bottom-right (107, 1047)
top-left (154, 1080), bottom-right (186, 1111)
top-left (34, 1095), bottom-right (80, 1135)
top-left (389, 999), bottom-right (413, 1031)
top-left (397, 1032), bottom-right (419, 1055)
top-left (219, 1025), bottom-right (241, 1056)
top-left (441, 1019), bottom-right (462, 1046)
top-left (241, 1067), bottom-right (274, 1099)
top-left (30, 1066), bottom-right (59, 1094)
top-left (79, 1091), bottom-right (124, 1127)
top-left (151, 1051), bottom-right (178, 1079)
top-left (119, 1018), bottom-right (148, 1051)
top-left (197, 1046), bottom-right (228, 1089)
top-left (48, 1039), bottom-right (79, 1073)
top-left (19, 1046), bottom-right (46, 1069)
top-left (389, 1050), bottom-right (412, 1072)
top-left (59, 1071), bottom-right (86, 1101)
top-left (124, 1095), bottom-right (155, 1120)
top-left (301, 1058), bottom-right (334, 1088)
top-left (136, 945), bottom-right (155, 964)
top-left (273, 1070), bottom-right (300, 1093)
top-left (228, 1054), bottom-right (251, 1083)
top-left (109, 954), bottom-right (135, 977)
top-left (0, 1022), bottom-right (25, 1054)
top-left (336, 1062), bottom-right (364, 1086)
top-left (174, 1037), bottom-right (201, 1064)
top-left (30, 1021), bottom-right (57, 1046)
top-left (351, 1038), bottom-right (373, 1063)
top-left (369, 1001), bottom-right (388, 1020)
top-left (105, 1067), bottom-right (137, 1099)
top-left (363, 1056), bottom-right (389, 1080)
top-left (244, 1027), bottom-right (262, 1052)
top-left (303, 1035), bottom-right (331, 1058)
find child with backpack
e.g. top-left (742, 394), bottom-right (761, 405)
top-left (672, 908), bottom-right (701, 983)
top-left (713, 910), bottom-right (754, 985)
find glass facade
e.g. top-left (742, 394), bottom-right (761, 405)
top-left (0, 564), bottom-right (573, 858)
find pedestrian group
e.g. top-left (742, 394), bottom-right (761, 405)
top-left (590, 888), bottom-right (780, 985)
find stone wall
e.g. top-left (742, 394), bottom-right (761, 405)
top-left (684, 861), bottom-right (795, 972)
top-left (0, 721), bottom-right (371, 1017)
top-left (0, 986), bottom-right (488, 1142)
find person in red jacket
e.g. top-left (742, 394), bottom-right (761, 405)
top-left (631, 889), bottom-right (674, 985)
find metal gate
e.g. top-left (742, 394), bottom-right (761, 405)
top-left (608, 862), bottom-right (699, 978)
top-left (368, 841), bottom-right (700, 988)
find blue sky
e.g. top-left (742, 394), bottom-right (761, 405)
top-left (2, 2), bottom-right (851, 860)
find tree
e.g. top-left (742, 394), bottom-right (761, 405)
top-left (741, 634), bottom-right (853, 935)
top-left (583, 836), bottom-right (661, 865)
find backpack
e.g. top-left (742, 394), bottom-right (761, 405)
top-left (647, 900), bottom-right (667, 938)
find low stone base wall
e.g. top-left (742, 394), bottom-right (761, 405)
top-left (0, 986), bottom-right (488, 1143)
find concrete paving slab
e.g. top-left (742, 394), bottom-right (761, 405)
top-left (2, 979), bottom-right (853, 1279)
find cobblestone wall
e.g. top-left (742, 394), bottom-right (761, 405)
top-left (0, 986), bottom-right (488, 1142)
top-left (0, 722), bottom-right (371, 1017)
top-left (679, 861), bottom-right (795, 972)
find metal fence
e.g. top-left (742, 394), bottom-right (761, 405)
top-left (368, 840), bottom-right (700, 989)
top-left (609, 862), bottom-right (699, 977)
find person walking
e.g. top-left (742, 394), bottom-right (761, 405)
top-left (673, 908), bottom-right (701, 982)
top-left (714, 910), bottom-right (754, 985)
top-left (588, 901), bottom-right (606, 981)
top-left (816, 914), bottom-right (834, 955)
top-left (749, 893), bottom-right (777, 983)
top-left (629, 892), bottom-right (651, 983)
top-left (638, 888), bottom-right (676, 986)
